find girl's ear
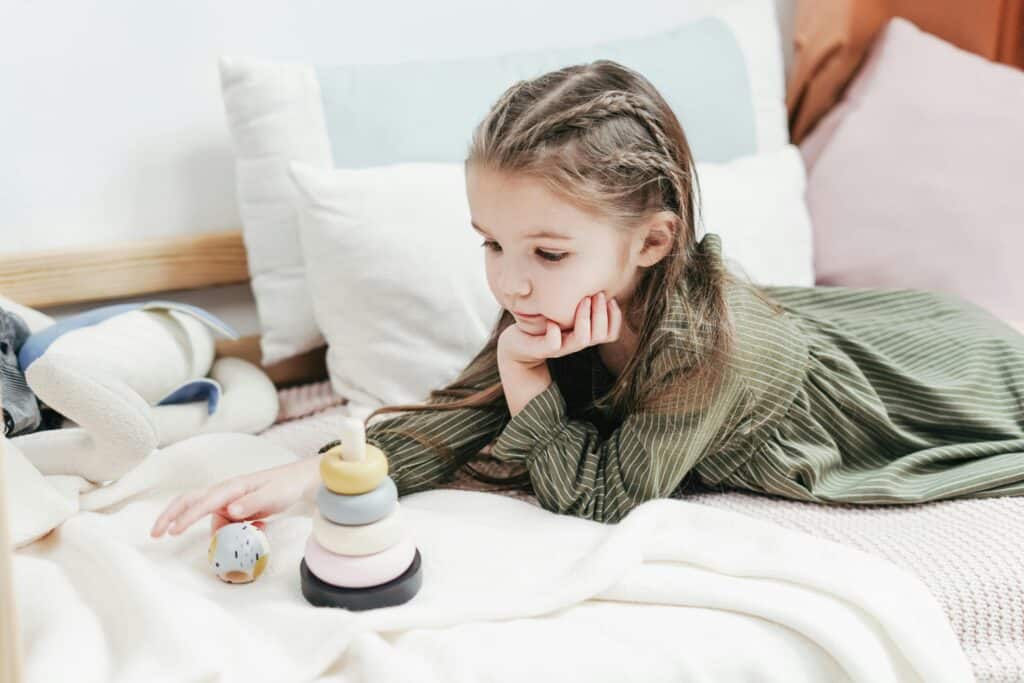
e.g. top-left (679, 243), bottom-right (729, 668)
top-left (636, 212), bottom-right (676, 267)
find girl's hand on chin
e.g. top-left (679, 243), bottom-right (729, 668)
top-left (498, 291), bottom-right (621, 366)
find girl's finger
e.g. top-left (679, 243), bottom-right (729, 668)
top-left (210, 509), bottom-right (234, 535)
top-left (574, 295), bottom-right (592, 350)
top-left (592, 292), bottom-right (608, 341)
top-left (556, 297), bottom-right (587, 356)
top-left (151, 492), bottom-right (196, 537)
top-left (520, 321), bottom-right (556, 359)
top-left (227, 488), bottom-right (275, 521)
top-left (210, 510), bottom-right (266, 537)
top-left (170, 480), bottom-right (250, 536)
top-left (609, 298), bottom-right (622, 340)
top-left (548, 303), bottom-right (572, 357)
top-left (545, 319), bottom-right (561, 352)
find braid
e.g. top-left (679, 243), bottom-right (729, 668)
top-left (513, 90), bottom-right (676, 156)
top-left (478, 79), bottom-right (531, 151)
top-left (507, 89), bottom-right (693, 226)
top-left (605, 149), bottom-right (692, 225)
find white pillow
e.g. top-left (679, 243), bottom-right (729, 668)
top-left (289, 162), bottom-right (501, 417)
top-left (697, 144), bottom-right (815, 288)
top-left (288, 145), bottom-right (813, 416)
top-left (220, 0), bottom-right (788, 365)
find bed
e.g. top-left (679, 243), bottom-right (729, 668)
top-left (3, 2), bottom-right (1023, 682)
top-left (0, 376), bottom-right (986, 683)
top-left (2, 289), bottom-right (1020, 683)
top-left (5, 371), bottom-right (1019, 681)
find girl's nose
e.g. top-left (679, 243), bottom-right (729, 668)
top-left (500, 271), bottom-right (531, 298)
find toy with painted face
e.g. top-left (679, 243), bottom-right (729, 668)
top-left (208, 521), bottom-right (270, 584)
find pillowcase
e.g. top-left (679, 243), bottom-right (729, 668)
top-left (801, 18), bottom-right (1024, 324)
top-left (696, 144), bottom-right (814, 289)
top-left (219, 0), bottom-right (788, 365)
top-left (289, 161), bottom-right (501, 418)
top-left (288, 144), bottom-right (814, 418)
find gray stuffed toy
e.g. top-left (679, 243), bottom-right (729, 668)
top-left (1, 306), bottom-right (42, 436)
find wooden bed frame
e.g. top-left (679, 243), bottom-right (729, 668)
top-left (0, 229), bottom-right (329, 389)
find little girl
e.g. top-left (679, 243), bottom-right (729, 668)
top-left (152, 59), bottom-right (1024, 537)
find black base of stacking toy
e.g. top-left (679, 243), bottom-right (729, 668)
top-left (300, 549), bottom-right (423, 611)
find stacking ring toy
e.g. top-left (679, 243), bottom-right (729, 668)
top-left (300, 548), bottom-right (422, 611)
top-left (312, 505), bottom-right (404, 556)
top-left (319, 439), bottom-right (388, 495)
top-left (317, 476), bottom-right (397, 526)
top-left (303, 534), bottom-right (416, 588)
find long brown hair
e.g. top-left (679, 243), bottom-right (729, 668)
top-left (362, 59), bottom-right (781, 490)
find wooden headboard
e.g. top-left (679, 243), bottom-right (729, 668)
top-left (0, 229), bottom-right (327, 389)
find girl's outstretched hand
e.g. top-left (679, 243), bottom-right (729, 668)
top-left (498, 291), bottom-right (622, 367)
top-left (149, 457), bottom-right (321, 538)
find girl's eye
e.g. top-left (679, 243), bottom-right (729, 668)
top-left (479, 240), bottom-right (568, 263)
top-left (538, 250), bottom-right (568, 263)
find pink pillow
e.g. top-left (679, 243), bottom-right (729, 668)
top-left (801, 17), bottom-right (1023, 324)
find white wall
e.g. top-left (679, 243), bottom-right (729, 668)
top-left (1, 0), bottom-right (795, 338)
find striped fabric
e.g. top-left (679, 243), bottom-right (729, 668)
top-left (730, 284), bottom-right (1024, 505)
top-left (356, 232), bottom-right (1024, 523)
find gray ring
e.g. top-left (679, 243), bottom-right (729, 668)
top-left (316, 476), bottom-right (397, 525)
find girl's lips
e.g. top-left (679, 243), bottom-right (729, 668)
top-left (514, 311), bottom-right (541, 318)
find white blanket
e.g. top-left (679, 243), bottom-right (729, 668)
top-left (10, 432), bottom-right (975, 683)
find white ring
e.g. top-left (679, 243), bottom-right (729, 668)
top-left (312, 503), bottom-right (404, 556)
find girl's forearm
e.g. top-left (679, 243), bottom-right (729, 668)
top-left (498, 357), bottom-right (553, 417)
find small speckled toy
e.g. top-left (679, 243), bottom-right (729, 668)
top-left (300, 417), bottom-right (423, 610)
top-left (208, 521), bottom-right (270, 584)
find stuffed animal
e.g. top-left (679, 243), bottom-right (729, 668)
top-left (4, 297), bottom-right (280, 483)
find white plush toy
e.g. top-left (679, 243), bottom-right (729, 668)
top-left (4, 296), bottom-right (280, 484)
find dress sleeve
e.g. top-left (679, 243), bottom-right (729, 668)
top-left (489, 363), bottom-right (750, 523)
top-left (325, 362), bottom-right (509, 497)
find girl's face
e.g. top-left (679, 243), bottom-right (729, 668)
top-left (465, 165), bottom-right (642, 335)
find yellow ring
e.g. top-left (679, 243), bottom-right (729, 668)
top-left (320, 443), bottom-right (388, 495)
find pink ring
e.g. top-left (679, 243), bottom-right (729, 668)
top-left (303, 533), bottom-right (416, 588)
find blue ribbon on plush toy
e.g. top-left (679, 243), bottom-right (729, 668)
top-left (3, 300), bottom-right (239, 436)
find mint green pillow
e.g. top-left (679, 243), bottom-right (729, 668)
top-left (315, 10), bottom-right (783, 166)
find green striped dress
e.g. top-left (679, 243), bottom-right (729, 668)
top-left (356, 232), bottom-right (1024, 523)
